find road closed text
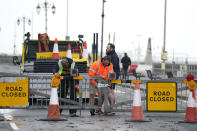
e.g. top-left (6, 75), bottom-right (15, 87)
top-left (0, 78), bottom-right (29, 107)
top-left (1, 86), bottom-right (26, 97)
top-left (149, 91), bottom-right (174, 102)
top-left (147, 82), bottom-right (177, 111)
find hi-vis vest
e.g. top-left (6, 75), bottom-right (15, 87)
top-left (58, 59), bottom-right (75, 75)
top-left (89, 59), bottom-right (113, 85)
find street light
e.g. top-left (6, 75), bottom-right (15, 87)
top-left (36, 0), bottom-right (56, 33)
top-left (66, 0), bottom-right (70, 40)
top-left (161, 0), bottom-right (168, 74)
top-left (100, 0), bottom-right (106, 58)
top-left (17, 17), bottom-right (31, 42)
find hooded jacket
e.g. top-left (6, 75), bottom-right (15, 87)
top-left (106, 50), bottom-right (120, 79)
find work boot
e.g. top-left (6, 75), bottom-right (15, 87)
top-left (70, 113), bottom-right (79, 117)
top-left (90, 109), bottom-right (95, 116)
top-left (95, 109), bottom-right (104, 115)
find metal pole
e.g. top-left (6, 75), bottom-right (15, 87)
top-left (66, 0), bottom-right (69, 37)
top-left (162, 0), bottom-right (167, 75)
top-left (96, 33), bottom-right (98, 61)
top-left (101, 0), bottom-right (105, 58)
top-left (93, 33), bottom-right (95, 62)
top-left (32, 11), bottom-right (34, 39)
top-left (44, 1), bottom-right (48, 33)
top-left (163, 0), bottom-right (167, 51)
top-left (23, 17), bottom-right (25, 42)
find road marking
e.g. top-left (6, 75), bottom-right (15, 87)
top-left (10, 122), bottom-right (19, 130)
top-left (3, 114), bottom-right (20, 130)
top-left (3, 114), bottom-right (13, 121)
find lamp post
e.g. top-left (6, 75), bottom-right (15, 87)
top-left (100, 0), bottom-right (106, 58)
top-left (36, 0), bottom-right (56, 34)
top-left (65, 0), bottom-right (70, 40)
top-left (161, 0), bottom-right (168, 74)
top-left (17, 17), bottom-right (31, 42)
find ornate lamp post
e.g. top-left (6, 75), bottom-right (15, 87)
top-left (36, 0), bottom-right (56, 33)
top-left (100, 0), bottom-right (106, 58)
top-left (17, 17), bottom-right (31, 42)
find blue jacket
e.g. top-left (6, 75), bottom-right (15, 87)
top-left (106, 50), bottom-right (120, 79)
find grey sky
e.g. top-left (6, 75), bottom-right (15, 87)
top-left (0, 0), bottom-right (197, 63)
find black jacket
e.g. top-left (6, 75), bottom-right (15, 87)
top-left (106, 50), bottom-right (120, 79)
top-left (121, 56), bottom-right (131, 68)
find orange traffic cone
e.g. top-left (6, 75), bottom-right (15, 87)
top-left (126, 80), bottom-right (151, 122)
top-left (184, 89), bottom-right (197, 122)
top-left (131, 81), bottom-right (144, 120)
top-left (179, 79), bottom-right (197, 123)
top-left (52, 38), bottom-right (59, 59)
top-left (47, 86), bottom-right (60, 119)
top-left (82, 41), bottom-right (88, 59)
top-left (66, 44), bottom-right (72, 59)
top-left (39, 78), bottom-right (67, 121)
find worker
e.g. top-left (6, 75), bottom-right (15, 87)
top-left (88, 55), bottom-right (114, 115)
top-left (52, 57), bottom-right (79, 117)
top-left (106, 43), bottom-right (120, 106)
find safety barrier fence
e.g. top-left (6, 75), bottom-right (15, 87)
top-left (0, 73), bottom-right (193, 113)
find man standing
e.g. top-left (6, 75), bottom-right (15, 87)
top-left (106, 43), bottom-right (120, 105)
top-left (121, 53), bottom-right (131, 79)
top-left (88, 56), bottom-right (114, 115)
top-left (53, 57), bottom-right (78, 117)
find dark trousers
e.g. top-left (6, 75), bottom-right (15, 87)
top-left (59, 76), bottom-right (77, 114)
top-left (123, 67), bottom-right (129, 79)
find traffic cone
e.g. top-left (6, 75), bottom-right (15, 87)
top-left (126, 80), bottom-right (151, 122)
top-left (131, 81), bottom-right (144, 120)
top-left (184, 89), bottom-right (197, 122)
top-left (39, 79), bottom-right (67, 121)
top-left (67, 44), bottom-right (72, 59)
top-left (179, 79), bottom-right (197, 123)
top-left (82, 41), bottom-right (88, 59)
top-left (52, 38), bottom-right (59, 59)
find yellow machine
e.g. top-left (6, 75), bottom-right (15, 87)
top-left (21, 33), bottom-right (89, 73)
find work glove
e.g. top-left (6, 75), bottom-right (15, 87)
top-left (75, 84), bottom-right (79, 89)
top-left (109, 72), bottom-right (116, 79)
top-left (54, 73), bottom-right (60, 78)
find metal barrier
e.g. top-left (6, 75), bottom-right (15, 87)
top-left (0, 73), bottom-right (192, 113)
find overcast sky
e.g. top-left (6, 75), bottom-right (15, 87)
top-left (0, 0), bottom-right (197, 63)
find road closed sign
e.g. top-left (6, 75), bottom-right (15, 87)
top-left (0, 77), bottom-right (29, 107)
top-left (147, 82), bottom-right (177, 112)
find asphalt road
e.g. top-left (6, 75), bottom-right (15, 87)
top-left (0, 64), bottom-right (197, 130)
top-left (0, 109), bottom-right (197, 131)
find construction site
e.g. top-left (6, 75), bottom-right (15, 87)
top-left (1, 0), bottom-right (197, 130)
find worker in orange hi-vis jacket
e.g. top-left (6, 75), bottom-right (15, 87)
top-left (88, 55), bottom-right (114, 116)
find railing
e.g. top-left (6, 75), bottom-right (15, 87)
top-left (0, 73), bottom-right (193, 113)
